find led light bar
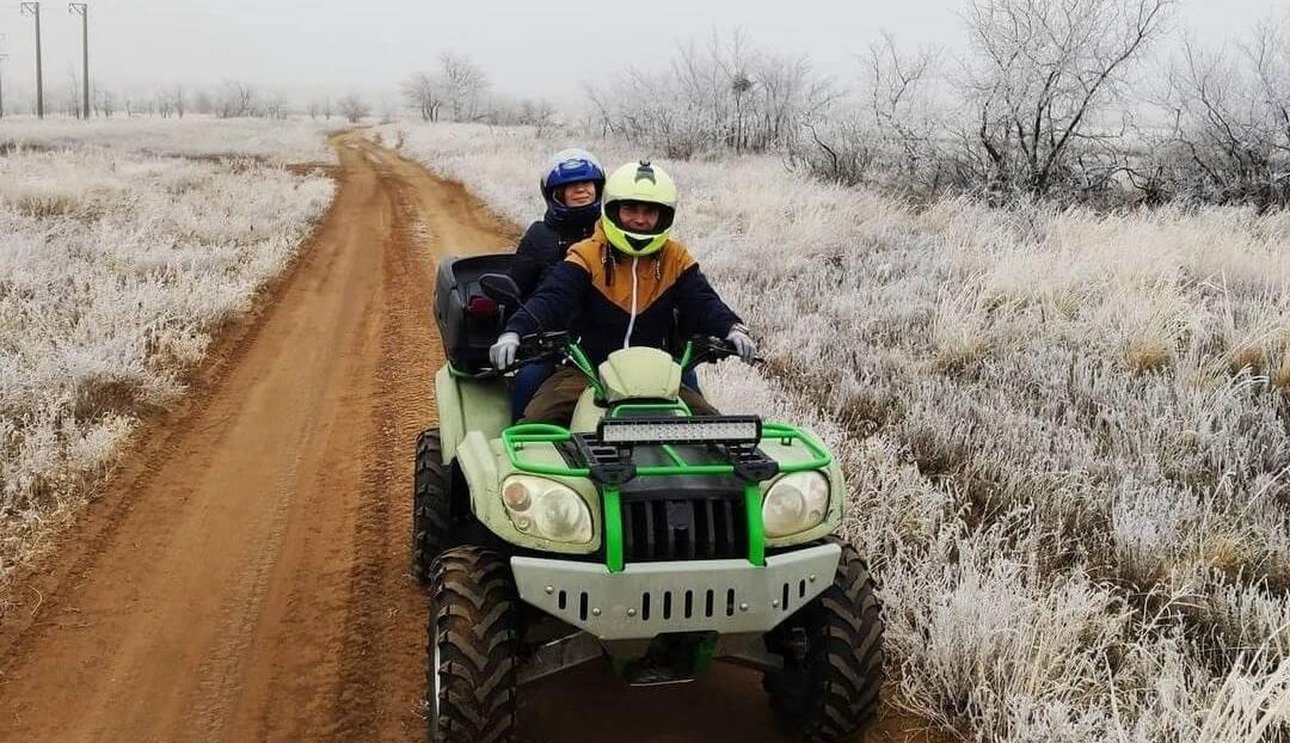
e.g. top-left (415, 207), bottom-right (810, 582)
top-left (597, 415), bottom-right (762, 445)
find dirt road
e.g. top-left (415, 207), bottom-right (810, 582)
top-left (0, 133), bottom-right (940, 743)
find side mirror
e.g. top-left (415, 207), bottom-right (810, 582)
top-left (479, 273), bottom-right (522, 308)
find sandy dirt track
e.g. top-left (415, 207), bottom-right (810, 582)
top-left (0, 133), bottom-right (942, 743)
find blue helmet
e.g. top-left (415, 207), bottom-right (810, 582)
top-left (540, 148), bottom-right (605, 225)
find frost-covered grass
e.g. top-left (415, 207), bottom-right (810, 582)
top-left (0, 131), bottom-right (333, 583)
top-left (0, 115), bottom-right (339, 164)
top-left (376, 121), bottom-right (1290, 742)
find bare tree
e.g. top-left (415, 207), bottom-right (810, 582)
top-left (156, 88), bottom-right (173, 118)
top-left (1150, 18), bottom-right (1290, 208)
top-left (586, 31), bottom-right (832, 158)
top-left (439, 53), bottom-right (488, 120)
top-left (402, 71), bottom-right (443, 122)
top-left (338, 93), bottom-right (371, 123)
top-left (96, 89), bottom-right (116, 118)
top-left (789, 33), bottom-right (952, 195)
top-left (216, 80), bottom-right (257, 118)
top-left (962, 0), bottom-right (1174, 197)
top-left (519, 99), bottom-right (557, 137)
top-left (322, 97), bottom-right (333, 120)
top-left (262, 91), bottom-right (290, 120)
top-left (171, 84), bottom-right (186, 119)
top-left (866, 34), bottom-right (938, 174)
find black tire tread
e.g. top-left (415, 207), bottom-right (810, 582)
top-left (765, 539), bottom-right (884, 743)
top-left (412, 427), bottom-right (453, 585)
top-left (427, 546), bottom-right (519, 743)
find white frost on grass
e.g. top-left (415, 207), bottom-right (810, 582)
top-left (378, 121), bottom-right (1290, 742)
top-left (0, 115), bottom-right (339, 164)
top-left (0, 135), bottom-right (333, 580)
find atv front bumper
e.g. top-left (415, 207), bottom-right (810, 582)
top-left (510, 543), bottom-right (840, 641)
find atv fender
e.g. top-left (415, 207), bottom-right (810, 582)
top-left (435, 366), bottom-right (509, 464)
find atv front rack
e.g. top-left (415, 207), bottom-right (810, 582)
top-left (499, 420), bottom-right (830, 482)
top-left (500, 421), bottom-right (832, 572)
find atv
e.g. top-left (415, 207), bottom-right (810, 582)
top-left (415, 254), bottom-right (884, 743)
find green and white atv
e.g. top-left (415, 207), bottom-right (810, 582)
top-left (415, 254), bottom-right (884, 743)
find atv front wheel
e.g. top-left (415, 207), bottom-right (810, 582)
top-left (763, 539), bottom-right (884, 743)
top-left (426, 546), bottom-right (520, 743)
top-left (412, 427), bottom-right (453, 585)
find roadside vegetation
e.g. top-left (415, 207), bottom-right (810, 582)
top-left (0, 128), bottom-right (333, 587)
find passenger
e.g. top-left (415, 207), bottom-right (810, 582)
top-left (507, 149), bottom-right (606, 420)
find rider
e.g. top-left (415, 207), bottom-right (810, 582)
top-left (506, 148), bottom-right (606, 420)
top-left (491, 160), bottom-right (756, 425)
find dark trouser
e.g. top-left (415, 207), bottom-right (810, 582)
top-left (521, 366), bottom-right (718, 426)
top-left (510, 360), bottom-right (555, 421)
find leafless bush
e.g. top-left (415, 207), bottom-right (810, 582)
top-left (1145, 19), bottom-right (1290, 210)
top-left (789, 34), bottom-right (971, 200)
top-left (586, 30), bottom-right (833, 159)
top-left (215, 80), bottom-right (257, 119)
top-left (789, 0), bottom-right (1175, 205)
top-left (479, 97), bottom-right (559, 136)
top-left (337, 93), bottom-right (371, 124)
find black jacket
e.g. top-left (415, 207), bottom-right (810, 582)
top-left (511, 208), bottom-right (598, 299)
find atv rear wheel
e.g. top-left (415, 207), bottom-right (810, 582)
top-left (412, 427), bottom-right (453, 585)
top-left (763, 539), bottom-right (884, 743)
top-left (426, 546), bottom-right (520, 743)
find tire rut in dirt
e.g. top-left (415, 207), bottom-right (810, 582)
top-left (328, 154), bottom-right (436, 740)
top-left (427, 546), bottom-right (520, 743)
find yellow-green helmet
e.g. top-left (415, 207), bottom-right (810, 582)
top-left (601, 161), bottom-right (677, 257)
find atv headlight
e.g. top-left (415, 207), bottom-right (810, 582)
top-left (501, 476), bottom-right (593, 544)
top-left (762, 471), bottom-right (830, 538)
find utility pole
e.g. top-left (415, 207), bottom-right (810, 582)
top-left (20, 2), bottom-right (42, 118)
top-left (69, 3), bottom-right (87, 119)
top-left (0, 33), bottom-right (8, 119)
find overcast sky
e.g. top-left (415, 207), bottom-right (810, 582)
top-left (0, 0), bottom-right (1283, 105)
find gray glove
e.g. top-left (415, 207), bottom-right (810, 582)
top-left (726, 327), bottom-right (757, 364)
top-left (490, 332), bottom-right (520, 370)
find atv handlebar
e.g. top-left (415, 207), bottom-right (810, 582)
top-left (505, 331), bottom-right (572, 372)
top-left (470, 332), bottom-right (760, 380)
top-left (682, 335), bottom-right (765, 369)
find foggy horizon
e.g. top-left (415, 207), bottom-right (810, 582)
top-left (0, 0), bottom-right (1284, 109)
